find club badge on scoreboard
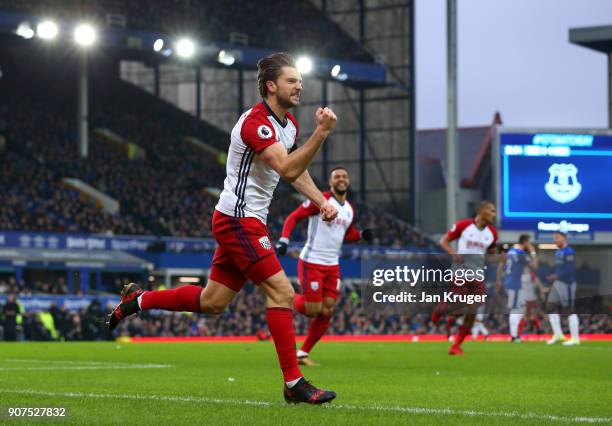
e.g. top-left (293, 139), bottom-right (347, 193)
top-left (544, 163), bottom-right (582, 204)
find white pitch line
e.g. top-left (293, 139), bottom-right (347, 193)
top-left (0, 366), bottom-right (171, 371)
top-left (0, 389), bottom-right (609, 424)
top-left (3, 359), bottom-right (172, 368)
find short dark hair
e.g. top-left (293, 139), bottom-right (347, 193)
top-left (329, 166), bottom-right (348, 178)
top-left (518, 234), bottom-right (530, 244)
top-left (477, 200), bottom-right (495, 213)
top-left (555, 230), bottom-right (567, 238)
top-left (257, 52), bottom-right (296, 99)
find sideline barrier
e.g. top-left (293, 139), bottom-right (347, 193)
top-left (129, 333), bottom-right (612, 343)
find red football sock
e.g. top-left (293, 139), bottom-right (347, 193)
top-left (452, 325), bottom-right (471, 347)
top-left (518, 318), bottom-right (526, 336)
top-left (293, 294), bottom-right (306, 316)
top-left (445, 315), bottom-right (455, 337)
top-left (140, 285), bottom-right (202, 312)
top-left (301, 314), bottom-right (331, 354)
top-left (533, 317), bottom-right (542, 332)
top-left (432, 302), bottom-right (448, 322)
top-left (266, 307), bottom-right (302, 383)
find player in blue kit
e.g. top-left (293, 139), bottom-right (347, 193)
top-left (500, 234), bottom-right (537, 342)
top-left (545, 231), bottom-right (580, 345)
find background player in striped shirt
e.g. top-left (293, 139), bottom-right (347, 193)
top-left (276, 167), bottom-right (372, 366)
top-left (107, 52), bottom-right (340, 404)
top-left (436, 201), bottom-right (498, 355)
top-left (545, 231), bottom-right (580, 346)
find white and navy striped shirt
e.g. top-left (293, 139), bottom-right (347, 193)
top-left (216, 101), bottom-right (298, 223)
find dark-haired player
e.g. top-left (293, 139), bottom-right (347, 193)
top-left (277, 167), bottom-right (372, 366)
top-left (436, 201), bottom-right (498, 355)
top-left (107, 52), bottom-right (338, 404)
top-left (545, 231), bottom-right (580, 346)
top-left (499, 234), bottom-right (537, 342)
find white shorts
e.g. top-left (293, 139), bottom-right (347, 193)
top-left (521, 286), bottom-right (536, 302)
top-left (475, 304), bottom-right (486, 320)
top-left (547, 280), bottom-right (576, 308)
top-left (506, 289), bottom-right (526, 313)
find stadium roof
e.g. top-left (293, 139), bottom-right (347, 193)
top-left (0, 10), bottom-right (388, 88)
top-left (569, 25), bottom-right (612, 54)
top-left (569, 25), bottom-right (612, 127)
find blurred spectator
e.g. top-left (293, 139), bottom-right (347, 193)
top-left (2, 294), bottom-right (20, 341)
top-left (2, 283), bottom-right (611, 341)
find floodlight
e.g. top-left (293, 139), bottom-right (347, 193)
top-left (218, 50), bottom-right (235, 66)
top-left (37, 20), bottom-right (58, 40)
top-left (153, 38), bottom-right (164, 52)
top-left (296, 56), bottom-right (313, 74)
top-left (74, 24), bottom-right (96, 47)
top-left (16, 22), bottom-right (34, 39)
top-left (175, 38), bottom-right (195, 58)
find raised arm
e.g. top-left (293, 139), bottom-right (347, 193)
top-left (259, 107), bottom-right (336, 182)
top-left (290, 170), bottom-right (327, 208)
top-left (280, 196), bottom-right (320, 243)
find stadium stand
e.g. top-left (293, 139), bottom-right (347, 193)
top-left (0, 150), bottom-right (147, 234)
top-left (0, 53), bottom-right (432, 248)
top-left (2, 7), bottom-right (606, 344)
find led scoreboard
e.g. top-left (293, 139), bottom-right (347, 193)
top-left (494, 129), bottom-right (612, 233)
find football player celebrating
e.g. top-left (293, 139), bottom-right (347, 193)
top-left (277, 167), bottom-right (372, 366)
top-left (107, 53), bottom-right (339, 404)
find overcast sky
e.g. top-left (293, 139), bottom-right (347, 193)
top-left (416, 0), bottom-right (612, 129)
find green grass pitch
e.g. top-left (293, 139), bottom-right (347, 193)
top-left (0, 341), bottom-right (610, 425)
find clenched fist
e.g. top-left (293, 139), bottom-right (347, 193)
top-left (320, 200), bottom-right (338, 222)
top-left (315, 107), bottom-right (338, 133)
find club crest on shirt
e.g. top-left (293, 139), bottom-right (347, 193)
top-left (310, 281), bottom-right (319, 291)
top-left (258, 236), bottom-right (271, 250)
top-left (257, 125), bottom-right (273, 139)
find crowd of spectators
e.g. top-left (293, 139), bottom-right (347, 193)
top-left (0, 275), bottom-right (131, 296)
top-left (0, 60), bottom-right (434, 248)
top-left (1, 69), bottom-right (222, 237)
top-left (0, 150), bottom-right (146, 235)
top-left (4, 299), bottom-right (109, 341)
top-left (2, 282), bottom-right (611, 341)
top-left (112, 284), bottom-right (612, 338)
